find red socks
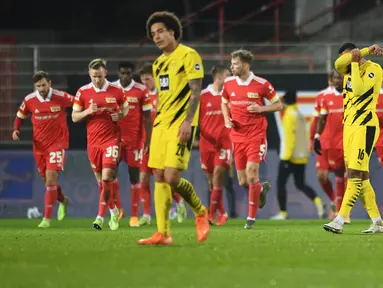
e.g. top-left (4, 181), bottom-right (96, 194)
top-left (248, 182), bottom-right (261, 219)
top-left (44, 185), bottom-right (58, 219)
top-left (172, 192), bottom-right (182, 204)
top-left (113, 178), bottom-right (121, 209)
top-left (131, 183), bottom-right (141, 217)
top-left (209, 187), bottom-right (223, 219)
top-left (140, 184), bottom-right (151, 215)
top-left (335, 176), bottom-right (346, 212)
top-left (319, 178), bottom-right (335, 202)
top-left (97, 180), bottom-right (114, 218)
top-left (56, 185), bottom-right (65, 203)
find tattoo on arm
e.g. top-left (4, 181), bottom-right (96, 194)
top-left (186, 78), bottom-right (202, 122)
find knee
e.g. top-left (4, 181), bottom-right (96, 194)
top-left (238, 177), bottom-right (248, 187)
top-left (140, 173), bottom-right (150, 186)
top-left (164, 172), bottom-right (180, 190)
top-left (317, 170), bottom-right (328, 184)
top-left (102, 169), bottom-right (115, 182)
top-left (212, 167), bottom-right (225, 186)
top-left (294, 179), bottom-right (305, 190)
top-left (154, 169), bottom-right (165, 182)
top-left (45, 171), bottom-right (57, 186)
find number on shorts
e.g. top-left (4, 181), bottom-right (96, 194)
top-left (134, 149), bottom-right (143, 161)
top-left (259, 144), bottom-right (266, 157)
top-left (219, 149), bottom-right (231, 161)
top-left (106, 145), bottom-right (119, 159)
top-left (176, 143), bottom-right (186, 157)
top-left (358, 149), bottom-right (365, 160)
top-left (49, 151), bottom-right (63, 164)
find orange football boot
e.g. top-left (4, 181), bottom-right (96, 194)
top-left (137, 232), bottom-right (173, 245)
top-left (196, 206), bottom-right (210, 242)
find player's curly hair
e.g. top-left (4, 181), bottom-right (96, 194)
top-left (146, 11), bottom-right (183, 42)
top-left (231, 49), bottom-right (253, 64)
top-left (88, 58), bottom-right (107, 70)
top-left (138, 62), bottom-right (153, 76)
top-left (32, 71), bottom-right (50, 83)
top-left (338, 42), bottom-right (357, 54)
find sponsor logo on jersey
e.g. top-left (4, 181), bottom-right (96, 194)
top-left (50, 106), bottom-right (61, 112)
top-left (247, 92), bottom-right (259, 98)
top-left (105, 97), bottom-right (116, 103)
top-left (127, 97), bottom-right (138, 103)
top-left (159, 75), bottom-right (169, 91)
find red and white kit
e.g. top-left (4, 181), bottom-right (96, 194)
top-left (114, 80), bottom-right (152, 168)
top-left (16, 88), bottom-right (74, 177)
top-left (375, 89), bottom-right (383, 164)
top-left (73, 80), bottom-right (128, 172)
top-left (199, 84), bottom-right (232, 173)
top-left (222, 72), bottom-right (279, 170)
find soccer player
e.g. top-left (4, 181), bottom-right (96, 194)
top-left (314, 71), bottom-right (347, 220)
top-left (324, 43), bottom-right (383, 234)
top-left (138, 11), bottom-right (210, 245)
top-left (137, 62), bottom-right (187, 226)
top-left (114, 62), bottom-right (153, 227)
top-left (374, 84), bottom-right (383, 164)
top-left (309, 74), bottom-right (336, 216)
top-left (199, 64), bottom-right (231, 225)
top-left (12, 71), bottom-right (72, 228)
top-left (72, 58), bottom-right (129, 231)
top-left (272, 91), bottom-right (325, 220)
top-left (221, 49), bottom-right (283, 229)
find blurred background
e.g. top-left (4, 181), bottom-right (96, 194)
top-left (1, 0), bottom-right (383, 219)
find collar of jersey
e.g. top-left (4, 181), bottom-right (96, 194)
top-left (35, 88), bottom-right (53, 102)
top-left (207, 84), bottom-right (223, 96)
top-left (235, 72), bottom-right (254, 86)
top-left (92, 80), bottom-right (109, 93)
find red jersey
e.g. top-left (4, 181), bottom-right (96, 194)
top-left (375, 89), bottom-right (383, 147)
top-left (17, 88), bottom-right (73, 152)
top-left (222, 72), bottom-right (278, 143)
top-left (319, 88), bottom-right (344, 150)
top-left (149, 89), bottom-right (158, 125)
top-left (199, 84), bottom-right (231, 151)
top-left (114, 80), bottom-right (152, 145)
top-left (73, 81), bottom-right (128, 147)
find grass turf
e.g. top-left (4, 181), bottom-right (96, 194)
top-left (0, 219), bottom-right (382, 288)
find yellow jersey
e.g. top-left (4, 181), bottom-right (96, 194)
top-left (342, 61), bottom-right (382, 126)
top-left (152, 43), bottom-right (204, 130)
top-left (280, 104), bottom-right (309, 164)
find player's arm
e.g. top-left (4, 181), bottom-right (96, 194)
top-left (248, 83), bottom-right (283, 113)
top-left (12, 100), bottom-right (29, 140)
top-left (72, 91), bottom-right (96, 122)
top-left (221, 86), bottom-right (233, 128)
top-left (185, 78), bottom-right (202, 122)
top-left (351, 63), bottom-right (382, 99)
top-left (280, 111), bottom-right (296, 161)
top-left (64, 92), bottom-right (75, 107)
top-left (334, 47), bottom-right (370, 75)
top-left (313, 99), bottom-right (329, 155)
top-left (142, 90), bottom-right (153, 151)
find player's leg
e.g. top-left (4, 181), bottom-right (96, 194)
top-left (223, 166), bottom-right (236, 218)
top-left (128, 165), bottom-right (141, 227)
top-left (316, 152), bottom-right (335, 215)
top-left (172, 191), bottom-right (187, 224)
top-left (213, 166), bottom-right (228, 226)
top-left (292, 163), bottom-right (325, 218)
top-left (138, 170), bottom-right (152, 226)
top-left (330, 148), bottom-right (347, 220)
top-left (271, 160), bottom-right (291, 220)
top-left (201, 151), bottom-right (215, 222)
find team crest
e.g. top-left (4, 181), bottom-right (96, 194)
top-left (50, 106), bottom-right (61, 112)
top-left (247, 92), bottom-right (259, 98)
top-left (105, 98), bottom-right (116, 103)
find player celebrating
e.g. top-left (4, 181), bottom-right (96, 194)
top-left (221, 49), bottom-right (283, 229)
top-left (72, 58), bottom-right (129, 231)
top-left (374, 84), bottom-right (383, 164)
top-left (12, 71), bottom-right (73, 228)
top-left (309, 74), bottom-right (336, 216)
top-left (199, 65), bottom-right (231, 225)
top-left (113, 62), bottom-right (153, 227)
top-left (314, 71), bottom-right (347, 219)
top-left (137, 62), bottom-right (187, 226)
top-left (138, 11), bottom-right (210, 245)
top-left (324, 43), bottom-right (383, 234)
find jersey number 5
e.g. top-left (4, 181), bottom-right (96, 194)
top-left (106, 145), bottom-right (119, 159)
top-left (259, 144), bottom-right (267, 157)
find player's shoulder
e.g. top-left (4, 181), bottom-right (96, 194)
top-left (179, 44), bottom-right (199, 56)
top-left (25, 92), bottom-right (37, 102)
top-left (133, 81), bottom-right (146, 91)
top-left (78, 83), bottom-right (93, 92)
top-left (201, 85), bottom-right (212, 96)
top-left (108, 82), bottom-right (124, 93)
top-left (317, 86), bottom-right (332, 97)
top-left (51, 89), bottom-right (66, 97)
top-left (250, 74), bottom-right (269, 85)
top-left (224, 76), bottom-right (236, 84)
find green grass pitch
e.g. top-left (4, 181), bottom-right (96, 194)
top-left (0, 219), bottom-right (382, 288)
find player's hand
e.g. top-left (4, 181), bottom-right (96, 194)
top-left (308, 140), bottom-right (314, 154)
top-left (314, 137), bottom-right (322, 155)
top-left (12, 130), bottom-right (20, 140)
top-left (144, 140), bottom-right (150, 155)
top-left (368, 44), bottom-right (383, 56)
top-left (110, 112), bottom-right (120, 122)
top-left (247, 103), bottom-right (264, 113)
top-left (224, 117), bottom-right (234, 128)
top-left (86, 101), bottom-right (98, 115)
top-left (350, 49), bottom-right (361, 62)
top-left (178, 119), bottom-right (192, 144)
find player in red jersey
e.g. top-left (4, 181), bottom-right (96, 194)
top-left (314, 71), bottom-right (348, 221)
top-left (72, 58), bottom-right (129, 231)
top-left (221, 49), bottom-right (283, 229)
top-left (113, 62), bottom-right (153, 227)
top-left (309, 74), bottom-right (336, 217)
top-left (137, 62), bottom-right (187, 226)
top-left (375, 85), bottom-right (383, 164)
top-left (12, 71), bottom-right (73, 228)
top-left (199, 65), bottom-right (231, 225)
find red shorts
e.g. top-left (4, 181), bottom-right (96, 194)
top-left (34, 147), bottom-right (66, 178)
top-left (316, 149), bottom-right (345, 171)
top-left (140, 152), bottom-right (153, 174)
top-left (120, 142), bottom-right (143, 168)
top-left (88, 142), bottom-right (120, 173)
top-left (376, 146), bottom-right (383, 164)
top-left (233, 138), bottom-right (267, 171)
top-left (200, 148), bottom-right (232, 174)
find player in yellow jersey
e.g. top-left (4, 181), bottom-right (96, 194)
top-left (324, 42), bottom-right (383, 234)
top-left (137, 11), bottom-right (210, 245)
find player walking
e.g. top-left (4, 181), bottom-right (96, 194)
top-left (72, 58), bottom-right (129, 231)
top-left (137, 63), bottom-right (187, 226)
top-left (138, 11), bottom-right (210, 245)
top-left (12, 71), bottom-right (73, 228)
top-left (199, 65), bottom-right (231, 225)
top-left (221, 49), bottom-right (283, 229)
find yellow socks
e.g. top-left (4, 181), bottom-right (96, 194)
top-left (360, 179), bottom-right (381, 219)
top-left (176, 178), bottom-right (204, 216)
top-left (154, 182), bottom-right (172, 236)
top-left (339, 178), bottom-right (362, 218)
